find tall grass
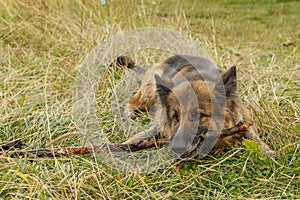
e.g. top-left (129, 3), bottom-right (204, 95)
top-left (0, 0), bottom-right (299, 199)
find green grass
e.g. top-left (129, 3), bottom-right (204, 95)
top-left (0, 0), bottom-right (299, 199)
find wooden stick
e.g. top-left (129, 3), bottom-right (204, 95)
top-left (0, 122), bottom-right (249, 157)
top-left (0, 140), bottom-right (25, 151)
top-left (36, 139), bottom-right (169, 156)
top-left (219, 121), bottom-right (249, 139)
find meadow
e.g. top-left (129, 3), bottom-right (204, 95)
top-left (0, 0), bottom-right (299, 199)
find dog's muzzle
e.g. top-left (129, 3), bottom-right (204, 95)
top-left (170, 126), bottom-right (208, 158)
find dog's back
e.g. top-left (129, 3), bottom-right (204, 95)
top-left (160, 55), bottom-right (221, 84)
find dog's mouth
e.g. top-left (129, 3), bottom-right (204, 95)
top-left (170, 126), bottom-right (210, 159)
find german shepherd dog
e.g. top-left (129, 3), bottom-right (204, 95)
top-left (117, 55), bottom-right (273, 158)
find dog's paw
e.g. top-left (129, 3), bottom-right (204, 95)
top-left (264, 148), bottom-right (276, 157)
top-left (116, 56), bottom-right (135, 69)
top-left (122, 104), bottom-right (136, 118)
top-left (123, 110), bottom-right (135, 118)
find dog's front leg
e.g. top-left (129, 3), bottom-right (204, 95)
top-left (122, 125), bottom-right (159, 144)
top-left (246, 126), bottom-right (274, 155)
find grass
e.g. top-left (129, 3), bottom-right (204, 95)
top-left (0, 0), bottom-right (299, 199)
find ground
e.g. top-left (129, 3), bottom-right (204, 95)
top-left (0, 0), bottom-right (299, 199)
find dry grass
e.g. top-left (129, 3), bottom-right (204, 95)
top-left (0, 0), bottom-right (299, 199)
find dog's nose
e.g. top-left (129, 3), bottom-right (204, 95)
top-left (170, 141), bottom-right (188, 155)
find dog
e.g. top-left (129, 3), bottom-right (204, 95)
top-left (116, 55), bottom-right (273, 158)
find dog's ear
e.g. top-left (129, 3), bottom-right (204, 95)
top-left (154, 74), bottom-right (172, 104)
top-left (215, 66), bottom-right (237, 97)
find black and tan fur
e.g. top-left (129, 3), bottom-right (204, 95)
top-left (118, 55), bottom-right (272, 158)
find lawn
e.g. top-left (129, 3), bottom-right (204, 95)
top-left (0, 0), bottom-right (299, 199)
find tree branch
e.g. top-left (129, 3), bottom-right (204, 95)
top-left (0, 122), bottom-right (249, 157)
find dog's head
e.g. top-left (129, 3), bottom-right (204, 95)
top-left (155, 66), bottom-right (238, 158)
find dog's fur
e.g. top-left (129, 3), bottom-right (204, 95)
top-left (118, 55), bottom-right (272, 158)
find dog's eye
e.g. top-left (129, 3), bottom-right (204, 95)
top-left (170, 110), bottom-right (179, 124)
top-left (199, 113), bottom-right (205, 120)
